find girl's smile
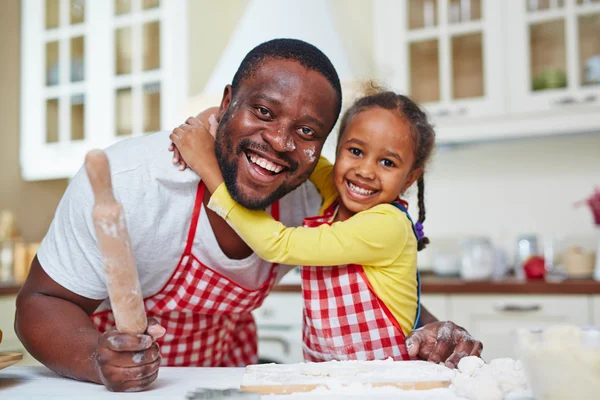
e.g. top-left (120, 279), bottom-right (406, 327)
top-left (333, 107), bottom-right (421, 221)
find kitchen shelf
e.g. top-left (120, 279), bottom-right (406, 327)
top-left (0, 285), bottom-right (21, 297)
top-left (273, 276), bottom-right (600, 295)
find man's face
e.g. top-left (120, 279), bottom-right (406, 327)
top-left (214, 58), bottom-right (339, 210)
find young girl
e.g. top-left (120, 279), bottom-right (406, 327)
top-left (169, 88), bottom-right (435, 362)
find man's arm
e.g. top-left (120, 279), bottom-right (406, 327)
top-left (418, 304), bottom-right (438, 326)
top-left (16, 257), bottom-right (162, 391)
top-left (16, 257), bottom-right (103, 382)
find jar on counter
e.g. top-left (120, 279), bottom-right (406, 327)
top-left (460, 237), bottom-right (495, 281)
top-left (515, 234), bottom-right (539, 281)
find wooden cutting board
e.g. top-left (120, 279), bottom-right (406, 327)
top-left (240, 360), bottom-right (453, 395)
top-left (0, 352), bottom-right (23, 371)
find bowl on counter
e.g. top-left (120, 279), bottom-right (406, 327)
top-left (516, 325), bottom-right (600, 400)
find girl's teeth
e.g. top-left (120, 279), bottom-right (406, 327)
top-left (349, 182), bottom-right (375, 195)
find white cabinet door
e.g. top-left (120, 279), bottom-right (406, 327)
top-left (593, 296), bottom-right (600, 326)
top-left (374, 0), bottom-right (505, 124)
top-left (507, 0), bottom-right (600, 114)
top-left (20, 0), bottom-right (187, 181)
top-left (421, 294), bottom-right (450, 322)
top-left (449, 295), bottom-right (591, 360)
top-left (253, 292), bottom-right (304, 327)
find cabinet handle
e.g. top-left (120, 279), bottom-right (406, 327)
top-left (259, 336), bottom-right (291, 355)
top-left (553, 96), bottom-right (576, 106)
top-left (432, 109), bottom-right (451, 118)
top-left (260, 308), bottom-right (275, 318)
top-left (494, 303), bottom-right (541, 312)
top-left (581, 94), bottom-right (597, 103)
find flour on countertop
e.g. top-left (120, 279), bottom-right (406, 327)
top-left (244, 357), bottom-right (533, 400)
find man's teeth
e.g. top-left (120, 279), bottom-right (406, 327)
top-left (248, 153), bottom-right (284, 173)
top-left (348, 182), bottom-right (375, 196)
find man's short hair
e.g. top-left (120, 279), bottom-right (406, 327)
top-left (231, 38), bottom-right (342, 126)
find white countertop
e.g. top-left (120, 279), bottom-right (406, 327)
top-left (1, 366), bottom-right (245, 399)
top-left (0, 366), bottom-right (466, 399)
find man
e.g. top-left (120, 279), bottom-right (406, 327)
top-left (15, 39), bottom-right (481, 392)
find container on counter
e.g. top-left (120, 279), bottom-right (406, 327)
top-left (460, 236), bottom-right (495, 281)
top-left (517, 325), bottom-right (600, 400)
top-left (514, 234), bottom-right (539, 281)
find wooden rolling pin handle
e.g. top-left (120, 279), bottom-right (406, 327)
top-left (85, 150), bottom-right (147, 335)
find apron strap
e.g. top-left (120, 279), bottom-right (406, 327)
top-left (184, 181), bottom-right (282, 255)
top-left (390, 201), bottom-right (422, 330)
top-left (184, 182), bottom-right (206, 255)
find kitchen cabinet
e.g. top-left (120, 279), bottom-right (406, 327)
top-left (593, 296), bottom-right (600, 325)
top-left (373, 0), bottom-right (600, 143)
top-left (374, 0), bottom-right (504, 120)
top-left (253, 293), bottom-right (304, 364)
top-left (0, 295), bottom-right (40, 366)
top-left (421, 294), bottom-right (450, 321)
top-left (449, 294), bottom-right (592, 360)
top-left (507, 0), bottom-right (600, 114)
top-left (20, 0), bottom-right (187, 181)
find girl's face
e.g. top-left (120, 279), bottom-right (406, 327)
top-left (334, 107), bottom-right (421, 216)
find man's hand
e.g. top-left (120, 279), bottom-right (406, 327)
top-left (405, 321), bottom-right (483, 369)
top-left (95, 318), bottom-right (165, 392)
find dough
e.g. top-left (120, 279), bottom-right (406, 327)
top-left (453, 372), bottom-right (503, 400)
top-left (457, 356), bottom-right (485, 376)
top-left (452, 357), bottom-right (529, 400)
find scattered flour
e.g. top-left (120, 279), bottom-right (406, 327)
top-left (303, 147), bottom-right (316, 163)
top-left (244, 357), bottom-right (533, 400)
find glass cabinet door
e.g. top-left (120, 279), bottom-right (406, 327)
top-left (21, 0), bottom-right (187, 180)
top-left (113, 0), bottom-right (162, 137)
top-left (376, 0), bottom-right (503, 121)
top-left (43, 0), bottom-right (88, 145)
top-left (508, 0), bottom-right (600, 112)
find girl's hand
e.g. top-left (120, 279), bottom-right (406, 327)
top-left (168, 142), bottom-right (187, 171)
top-left (169, 116), bottom-right (224, 192)
top-left (168, 107), bottom-right (219, 170)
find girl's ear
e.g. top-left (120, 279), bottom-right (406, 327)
top-left (403, 168), bottom-right (422, 193)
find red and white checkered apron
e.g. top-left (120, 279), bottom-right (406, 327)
top-left (91, 181), bottom-right (280, 366)
top-left (301, 202), bottom-right (412, 362)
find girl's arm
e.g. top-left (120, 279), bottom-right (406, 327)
top-left (308, 157), bottom-right (337, 203)
top-left (169, 115), bottom-right (224, 193)
top-left (208, 183), bottom-right (409, 267)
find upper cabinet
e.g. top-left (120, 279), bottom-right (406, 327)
top-left (507, 0), bottom-right (600, 113)
top-left (20, 0), bottom-right (187, 181)
top-left (374, 0), bottom-right (600, 143)
top-left (374, 0), bottom-right (504, 120)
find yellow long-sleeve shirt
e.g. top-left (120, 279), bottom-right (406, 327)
top-left (207, 157), bottom-right (418, 334)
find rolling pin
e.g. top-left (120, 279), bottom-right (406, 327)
top-left (85, 150), bottom-right (147, 335)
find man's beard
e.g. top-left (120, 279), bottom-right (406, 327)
top-left (214, 109), bottom-right (308, 210)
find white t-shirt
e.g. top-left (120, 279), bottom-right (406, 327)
top-left (38, 131), bottom-right (321, 308)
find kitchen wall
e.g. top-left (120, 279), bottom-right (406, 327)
top-left (187, 0), bottom-right (375, 96)
top-left (0, 0), bottom-right (68, 242)
top-left (408, 134), bottom-right (600, 266)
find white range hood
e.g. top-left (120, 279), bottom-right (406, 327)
top-left (185, 0), bottom-right (362, 161)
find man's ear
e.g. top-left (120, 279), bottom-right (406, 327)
top-left (218, 85), bottom-right (233, 121)
top-left (403, 168), bottom-right (422, 193)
